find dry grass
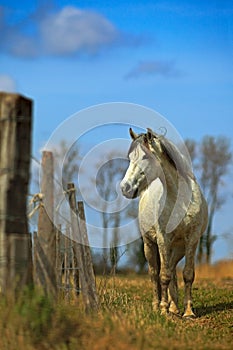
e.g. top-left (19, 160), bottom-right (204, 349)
top-left (0, 261), bottom-right (233, 350)
top-left (195, 260), bottom-right (233, 280)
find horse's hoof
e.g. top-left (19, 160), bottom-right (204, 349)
top-left (169, 305), bottom-right (180, 315)
top-left (182, 314), bottom-right (197, 320)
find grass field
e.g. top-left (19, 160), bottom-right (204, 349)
top-left (0, 261), bottom-right (233, 350)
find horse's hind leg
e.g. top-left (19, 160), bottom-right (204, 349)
top-left (183, 241), bottom-right (198, 318)
top-left (144, 239), bottom-right (161, 311)
top-left (168, 247), bottom-right (184, 315)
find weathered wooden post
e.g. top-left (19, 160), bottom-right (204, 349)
top-left (64, 225), bottom-right (71, 300)
top-left (67, 183), bottom-right (98, 311)
top-left (0, 92), bottom-right (33, 293)
top-left (56, 225), bottom-right (63, 293)
top-left (71, 238), bottom-right (80, 297)
top-left (34, 151), bottom-right (57, 296)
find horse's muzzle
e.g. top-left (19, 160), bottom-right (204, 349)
top-left (120, 181), bottom-right (138, 199)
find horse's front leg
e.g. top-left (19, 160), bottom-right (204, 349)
top-left (143, 238), bottom-right (161, 311)
top-left (157, 242), bottom-right (171, 315)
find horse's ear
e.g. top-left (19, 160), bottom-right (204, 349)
top-left (147, 128), bottom-right (154, 141)
top-left (129, 128), bottom-right (138, 140)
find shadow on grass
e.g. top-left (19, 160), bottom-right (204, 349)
top-left (195, 302), bottom-right (233, 317)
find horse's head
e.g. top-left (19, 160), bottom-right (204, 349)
top-left (121, 127), bottom-right (193, 199)
top-left (120, 128), bottom-right (162, 198)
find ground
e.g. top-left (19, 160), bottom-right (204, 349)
top-left (0, 261), bottom-right (233, 350)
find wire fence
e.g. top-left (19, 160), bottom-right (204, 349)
top-left (0, 93), bottom-right (98, 310)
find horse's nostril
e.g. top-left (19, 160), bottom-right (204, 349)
top-left (124, 183), bottom-right (131, 193)
top-left (121, 182), bottom-right (131, 194)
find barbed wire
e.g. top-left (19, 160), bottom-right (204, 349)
top-left (1, 154), bottom-right (78, 228)
top-left (55, 187), bottom-right (77, 213)
top-left (31, 155), bottom-right (64, 189)
top-left (27, 193), bottom-right (44, 219)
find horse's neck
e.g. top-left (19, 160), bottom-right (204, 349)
top-left (138, 157), bottom-right (194, 234)
top-left (138, 178), bottom-right (165, 235)
top-left (159, 161), bottom-right (180, 198)
top-left (139, 161), bottom-right (179, 207)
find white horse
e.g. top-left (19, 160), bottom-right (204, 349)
top-left (120, 128), bottom-right (208, 317)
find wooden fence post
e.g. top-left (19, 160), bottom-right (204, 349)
top-left (64, 225), bottom-right (71, 300)
top-left (0, 92), bottom-right (33, 294)
top-left (56, 225), bottom-right (63, 293)
top-left (71, 239), bottom-right (80, 297)
top-left (34, 151), bottom-right (57, 296)
top-left (67, 183), bottom-right (98, 311)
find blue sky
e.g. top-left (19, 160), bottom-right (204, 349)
top-left (1, 0), bottom-right (233, 261)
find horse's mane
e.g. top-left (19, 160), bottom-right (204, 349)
top-left (128, 131), bottom-right (194, 181)
top-left (158, 136), bottom-right (194, 180)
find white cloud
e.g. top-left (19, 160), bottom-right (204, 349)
top-left (0, 6), bottom-right (123, 58)
top-left (0, 75), bottom-right (16, 92)
top-left (125, 60), bottom-right (184, 80)
top-left (40, 6), bottom-right (119, 55)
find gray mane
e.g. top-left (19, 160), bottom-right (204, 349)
top-left (128, 132), bottom-right (194, 181)
top-left (157, 136), bottom-right (194, 181)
